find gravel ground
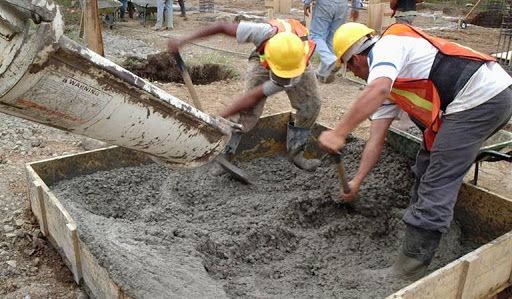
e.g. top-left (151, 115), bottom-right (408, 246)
top-left (0, 113), bottom-right (103, 298)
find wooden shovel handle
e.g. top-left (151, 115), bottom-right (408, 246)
top-left (333, 153), bottom-right (351, 194)
top-left (173, 51), bottom-right (203, 111)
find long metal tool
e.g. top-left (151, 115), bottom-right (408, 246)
top-left (173, 51), bottom-right (252, 184)
top-left (332, 152), bottom-right (351, 195)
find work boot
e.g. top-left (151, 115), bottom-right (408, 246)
top-left (286, 122), bottom-right (321, 172)
top-left (316, 64), bottom-right (341, 84)
top-left (210, 132), bottom-right (242, 176)
top-left (367, 224), bottom-right (442, 281)
top-left (394, 224), bottom-right (442, 280)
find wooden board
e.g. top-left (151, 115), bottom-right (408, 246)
top-left (367, 2), bottom-right (394, 33)
top-left (388, 232), bottom-right (512, 299)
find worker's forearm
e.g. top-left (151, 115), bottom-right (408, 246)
top-left (390, 0), bottom-right (398, 9)
top-left (220, 85), bottom-right (265, 118)
top-left (333, 78), bottom-right (391, 138)
top-left (181, 23), bottom-right (238, 45)
top-left (352, 119), bottom-right (392, 185)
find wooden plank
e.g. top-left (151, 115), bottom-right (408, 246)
top-left (455, 184), bottom-right (512, 243)
top-left (26, 167), bottom-right (45, 234)
top-left (80, 242), bottom-right (131, 298)
top-left (67, 223), bottom-right (83, 283)
top-left (42, 186), bottom-right (82, 283)
top-left (28, 146), bottom-right (150, 186)
top-left (367, 2), bottom-right (393, 33)
top-left (459, 232), bottom-right (512, 298)
top-left (83, 0), bottom-right (104, 56)
top-left (386, 259), bottom-right (467, 298)
top-left (34, 181), bottom-right (49, 237)
top-left (389, 232), bottom-right (512, 299)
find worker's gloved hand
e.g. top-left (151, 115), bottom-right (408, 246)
top-left (340, 179), bottom-right (360, 202)
top-left (167, 38), bottom-right (184, 53)
top-left (318, 130), bottom-right (346, 154)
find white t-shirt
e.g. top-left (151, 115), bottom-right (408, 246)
top-left (368, 35), bottom-right (512, 120)
top-left (236, 21), bottom-right (276, 47)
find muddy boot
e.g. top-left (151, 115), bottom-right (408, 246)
top-left (210, 132), bottom-right (242, 176)
top-left (286, 123), bottom-right (321, 172)
top-left (364, 225), bottom-right (441, 281)
top-left (393, 224), bottom-right (442, 280)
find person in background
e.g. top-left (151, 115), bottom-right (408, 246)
top-left (153, 0), bottom-right (173, 31)
top-left (319, 22), bottom-right (512, 280)
top-left (303, 0), bottom-right (360, 83)
top-left (390, 0), bottom-right (424, 24)
top-left (178, 0), bottom-right (187, 20)
top-left (167, 19), bottom-right (322, 175)
top-left (118, 0), bottom-right (128, 22)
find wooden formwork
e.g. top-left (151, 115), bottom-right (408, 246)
top-left (367, 0), bottom-right (394, 33)
top-left (25, 112), bottom-right (512, 298)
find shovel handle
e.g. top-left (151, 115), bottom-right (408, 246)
top-left (173, 51), bottom-right (203, 111)
top-left (333, 153), bottom-right (351, 194)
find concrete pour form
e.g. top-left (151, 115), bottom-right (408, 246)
top-left (25, 112), bottom-right (512, 298)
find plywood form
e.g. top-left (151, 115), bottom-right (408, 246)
top-left (388, 231), bottom-right (512, 299)
top-left (367, 0), bottom-right (394, 33)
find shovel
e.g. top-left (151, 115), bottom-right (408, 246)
top-left (332, 152), bottom-right (351, 195)
top-left (173, 51), bottom-right (252, 184)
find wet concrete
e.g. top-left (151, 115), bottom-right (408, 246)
top-left (123, 51), bottom-right (236, 84)
top-left (52, 139), bottom-right (476, 298)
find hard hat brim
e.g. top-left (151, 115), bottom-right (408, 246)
top-left (267, 57), bottom-right (307, 79)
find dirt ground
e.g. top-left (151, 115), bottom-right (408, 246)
top-left (0, 0), bottom-right (510, 298)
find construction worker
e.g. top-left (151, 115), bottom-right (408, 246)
top-left (319, 22), bottom-right (512, 280)
top-left (167, 19), bottom-right (322, 174)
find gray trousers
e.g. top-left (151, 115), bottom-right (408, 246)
top-left (237, 59), bottom-right (321, 133)
top-left (403, 86), bottom-right (512, 233)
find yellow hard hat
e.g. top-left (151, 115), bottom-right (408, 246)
top-left (333, 22), bottom-right (375, 65)
top-left (264, 32), bottom-right (307, 78)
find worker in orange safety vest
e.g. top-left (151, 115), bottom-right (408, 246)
top-left (168, 19), bottom-right (322, 178)
top-left (318, 22), bottom-right (512, 280)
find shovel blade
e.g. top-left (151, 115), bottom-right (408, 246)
top-left (216, 156), bottom-right (253, 185)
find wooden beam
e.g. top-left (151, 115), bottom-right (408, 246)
top-left (83, 0), bottom-right (104, 56)
top-left (34, 181), bottom-right (49, 237)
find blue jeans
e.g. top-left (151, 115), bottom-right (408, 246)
top-left (119, 0), bottom-right (127, 18)
top-left (156, 0), bottom-right (173, 28)
top-left (309, 0), bottom-right (349, 78)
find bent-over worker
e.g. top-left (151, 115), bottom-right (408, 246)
top-left (168, 19), bottom-right (322, 175)
top-left (319, 22), bottom-right (512, 280)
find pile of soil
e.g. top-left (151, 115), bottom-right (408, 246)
top-left (123, 51), bottom-right (236, 84)
top-left (52, 140), bottom-right (476, 298)
top-left (469, 10), bottom-right (504, 28)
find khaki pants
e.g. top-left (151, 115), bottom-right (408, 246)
top-left (237, 59), bottom-right (321, 133)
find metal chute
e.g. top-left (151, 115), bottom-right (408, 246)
top-left (0, 0), bottom-right (235, 168)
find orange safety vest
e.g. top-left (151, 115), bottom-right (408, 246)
top-left (257, 19), bottom-right (316, 70)
top-left (382, 24), bottom-right (495, 150)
